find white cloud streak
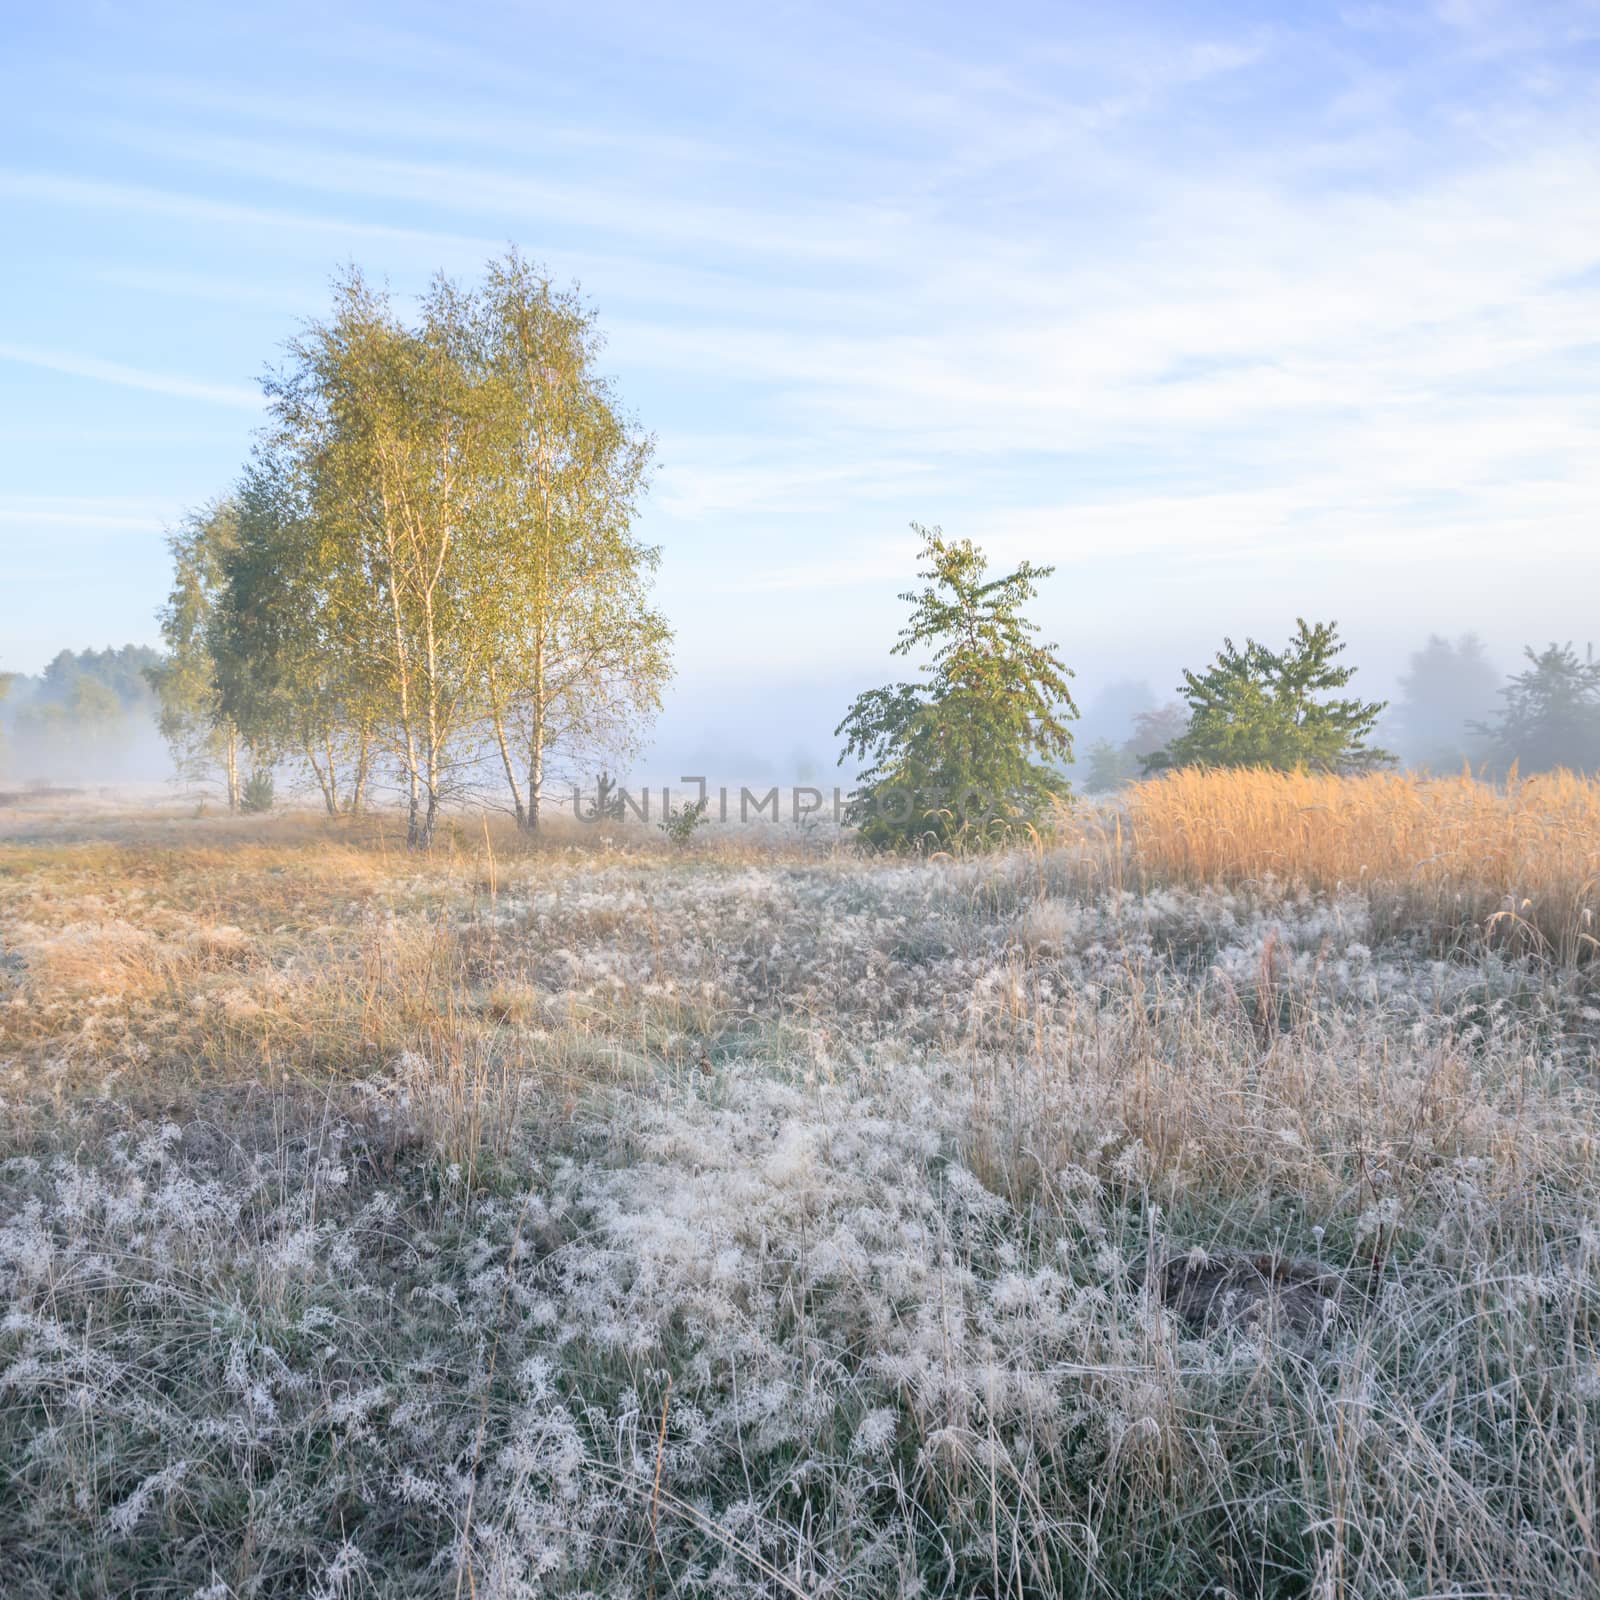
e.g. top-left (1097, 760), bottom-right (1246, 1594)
top-left (0, 343), bottom-right (263, 409)
top-left (0, 495), bottom-right (182, 533)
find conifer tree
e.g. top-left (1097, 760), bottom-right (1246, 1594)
top-left (1472, 643), bottom-right (1600, 775)
top-left (1146, 619), bottom-right (1389, 773)
top-left (836, 525), bottom-right (1076, 849)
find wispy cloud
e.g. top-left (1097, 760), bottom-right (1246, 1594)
top-left (86, 128), bottom-right (900, 265)
top-left (0, 171), bottom-right (504, 259)
top-left (94, 71), bottom-right (754, 169)
top-left (84, 264), bottom-right (316, 310)
top-left (0, 343), bottom-right (262, 409)
top-left (703, 541), bottom-right (920, 595)
top-left (0, 494), bottom-right (182, 532)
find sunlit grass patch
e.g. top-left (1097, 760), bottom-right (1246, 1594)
top-left (1116, 767), bottom-right (1600, 968)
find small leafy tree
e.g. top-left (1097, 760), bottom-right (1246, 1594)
top-left (1148, 619), bottom-right (1390, 773)
top-left (1472, 643), bottom-right (1600, 776)
top-left (579, 771), bottom-right (627, 823)
top-left (147, 502), bottom-right (247, 808)
top-left (213, 456), bottom-right (376, 817)
top-left (659, 794), bottom-right (709, 845)
top-left (836, 525), bottom-right (1076, 850)
top-left (240, 769), bottom-right (275, 814)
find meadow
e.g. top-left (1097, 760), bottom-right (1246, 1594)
top-left (1, 773), bottom-right (1597, 1598)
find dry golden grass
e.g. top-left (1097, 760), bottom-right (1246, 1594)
top-left (1114, 767), bottom-right (1600, 966)
top-left (0, 805), bottom-right (837, 1110)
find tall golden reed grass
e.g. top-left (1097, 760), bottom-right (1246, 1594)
top-left (1119, 767), bottom-right (1600, 966)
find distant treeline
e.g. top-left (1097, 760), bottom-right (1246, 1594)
top-left (0, 646), bottom-right (166, 783)
top-left (6, 629), bottom-right (1597, 803)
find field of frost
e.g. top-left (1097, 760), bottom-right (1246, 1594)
top-left (1, 807), bottom-right (1597, 1598)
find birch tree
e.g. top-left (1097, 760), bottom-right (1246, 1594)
top-left (221, 253), bottom-right (671, 845)
top-left (265, 271), bottom-right (492, 846)
top-left (476, 254), bottom-right (669, 831)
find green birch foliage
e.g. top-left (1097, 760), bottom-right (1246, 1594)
top-left (240, 255), bottom-right (669, 843)
top-left (474, 253), bottom-right (670, 830)
top-left (213, 456), bottom-right (379, 814)
top-left (836, 525), bottom-right (1076, 850)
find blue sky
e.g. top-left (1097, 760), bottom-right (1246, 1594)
top-left (2, 0), bottom-right (1598, 763)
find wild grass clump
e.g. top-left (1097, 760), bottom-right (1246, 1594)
top-left (1120, 768), bottom-right (1600, 968)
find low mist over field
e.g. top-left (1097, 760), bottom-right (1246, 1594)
top-left (5, 628), bottom-right (1592, 805)
top-left (3, 4), bottom-right (1599, 1598)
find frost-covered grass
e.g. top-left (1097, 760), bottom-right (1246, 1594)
top-left (1, 809), bottom-right (1597, 1597)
